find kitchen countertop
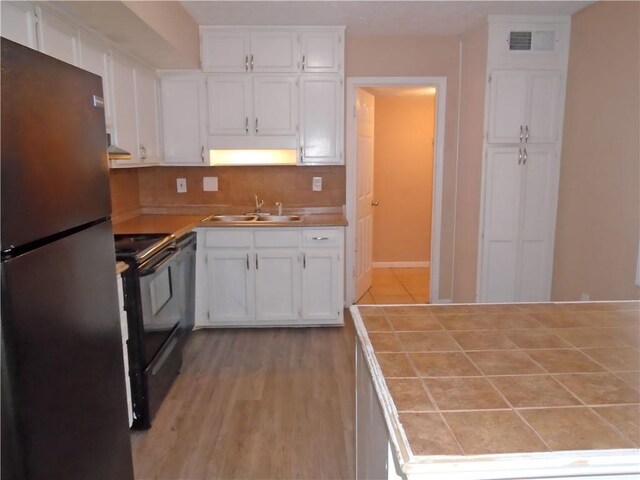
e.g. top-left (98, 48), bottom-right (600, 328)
top-left (351, 302), bottom-right (640, 479)
top-left (115, 261), bottom-right (128, 275)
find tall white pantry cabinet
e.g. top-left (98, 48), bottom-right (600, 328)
top-left (478, 17), bottom-right (571, 303)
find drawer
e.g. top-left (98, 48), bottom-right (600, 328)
top-left (302, 229), bottom-right (340, 247)
top-left (254, 229), bottom-right (300, 248)
top-left (205, 229), bottom-right (253, 248)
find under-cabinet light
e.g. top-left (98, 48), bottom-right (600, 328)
top-left (209, 149), bottom-right (297, 166)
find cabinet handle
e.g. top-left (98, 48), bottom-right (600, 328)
top-left (303, 252), bottom-right (306, 269)
top-left (255, 254), bottom-right (259, 270)
top-left (525, 125), bottom-right (529, 143)
top-left (519, 125), bottom-right (524, 142)
top-left (255, 117), bottom-right (259, 134)
top-left (139, 144), bottom-right (147, 160)
top-left (518, 148), bottom-right (522, 165)
top-left (245, 117), bottom-right (249, 134)
top-left (311, 236), bottom-right (330, 241)
top-left (201, 145), bottom-right (205, 162)
top-left (302, 54), bottom-right (306, 71)
top-left (250, 54), bottom-right (254, 71)
top-left (299, 145), bottom-right (304, 163)
top-left (246, 253), bottom-right (250, 270)
top-left (523, 147), bottom-right (528, 165)
top-left (245, 55), bottom-right (249, 72)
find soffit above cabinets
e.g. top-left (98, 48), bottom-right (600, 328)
top-left (181, 1), bottom-right (592, 37)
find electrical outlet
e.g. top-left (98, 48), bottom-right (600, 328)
top-left (176, 178), bottom-right (187, 193)
top-left (580, 292), bottom-right (590, 301)
top-left (312, 176), bottom-right (323, 192)
top-left (203, 176), bottom-right (218, 192)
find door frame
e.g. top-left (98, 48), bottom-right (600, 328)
top-left (345, 76), bottom-right (447, 305)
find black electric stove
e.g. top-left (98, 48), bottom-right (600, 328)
top-left (114, 231), bottom-right (196, 429)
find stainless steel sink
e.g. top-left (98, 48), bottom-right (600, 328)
top-left (203, 214), bottom-right (258, 222)
top-left (255, 215), bottom-right (302, 223)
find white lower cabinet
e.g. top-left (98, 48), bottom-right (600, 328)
top-left (195, 227), bottom-right (344, 327)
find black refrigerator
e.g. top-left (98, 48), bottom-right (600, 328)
top-left (1, 39), bottom-right (134, 479)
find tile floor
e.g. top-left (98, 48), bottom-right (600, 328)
top-left (357, 267), bottom-right (430, 304)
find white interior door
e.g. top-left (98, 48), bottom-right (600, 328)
top-left (355, 89), bottom-right (375, 300)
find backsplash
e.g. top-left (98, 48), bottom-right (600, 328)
top-left (109, 168), bottom-right (140, 216)
top-left (135, 166), bottom-right (345, 208)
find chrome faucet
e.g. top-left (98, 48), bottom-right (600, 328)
top-left (275, 201), bottom-right (283, 216)
top-left (254, 194), bottom-right (264, 214)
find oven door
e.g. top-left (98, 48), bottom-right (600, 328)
top-left (138, 246), bottom-right (183, 366)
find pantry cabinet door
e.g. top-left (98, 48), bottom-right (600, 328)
top-left (517, 147), bottom-right (557, 302)
top-left (111, 51), bottom-right (138, 158)
top-left (207, 75), bottom-right (251, 135)
top-left (1, 2), bottom-right (37, 49)
top-left (37, 8), bottom-right (79, 66)
top-left (486, 70), bottom-right (528, 144)
top-left (253, 76), bottom-right (298, 135)
top-left (299, 76), bottom-right (343, 164)
top-left (135, 66), bottom-right (160, 164)
top-left (254, 250), bottom-right (301, 324)
top-left (206, 249), bottom-right (255, 324)
top-left (160, 74), bottom-right (207, 164)
top-left (300, 31), bottom-right (342, 73)
top-left (526, 71), bottom-right (562, 144)
top-left (479, 147), bottom-right (523, 302)
top-left (250, 31), bottom-right (298, 72)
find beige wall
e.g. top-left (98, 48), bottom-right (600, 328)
top-left (372, 95), bottom-right (435, 264)
top-left (136, 165), bottom-right (345, 208)
top-left (552, 1), bottom-right (640, 300)
top-left (346, 34), bottom-right (460, 299)
top-left (452, 23), bottom-right (489, 302)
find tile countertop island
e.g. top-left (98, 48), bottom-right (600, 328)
top-left (351, 302), bottom-right (640, 480)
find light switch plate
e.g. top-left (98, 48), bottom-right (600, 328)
top-left (176, 178), bottom-right (187, 193)
top-left (312, 176), bottom-right (322, 192)
top-left (203, 176), bottom-right (218, 192)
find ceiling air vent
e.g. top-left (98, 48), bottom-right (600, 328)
top-left (509, 30), bottom-right (556, 52)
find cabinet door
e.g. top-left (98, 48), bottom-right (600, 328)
top-left (299, 76), bottom-right (343, 164)
top-left (300, 31), bottom-right (342, 73)
top-left (134, 66), bottom-right (160, 164)
top-left (160, 74), bottom-right (207, 164)
top-left (479, 147), bottom-right (523, 302)
top-left (250, 31), bottom-right (298, 72)
top-left (1, 2), bottom-right (37, 49)
top-left (526, 71), bottom-right (562, 144)
top-left (111, 51), bottom-right (138, 158)
top-left (207, 75), bottom-right (251, 135)
top-left (253, 76), bottom-right (298, 135)
top-left (205, 249), bottom-right (255, 324)
top-left (78, 31), bottom-right (113, 127)
top-left (201, 30), bottom-right (250, 73)
top-left (37, 8), bottom-right (79, 66)
top-left (254, 250), bottom-right (301, 324)
top-left (487, 70), bottom-right (528, 144)
top-left (517, 147), bottom-right (557, 302)
top-left (302, 249), bottom-right (340, 323)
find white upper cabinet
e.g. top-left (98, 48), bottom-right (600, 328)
top-left (300, 31), bottom-right (343, 73)
top-left (134, 65), bottom-right (160, 164)
top-left (207, 75), bottom-right (298, 137)
top-left (160, 73), bottom-right (208, 165)
top-left (78, 31), bottom-right (113, 127)
top-left (111, 50), bottom-right (138, 159)
top-left (37, 8), bottom-right (79, 66)
top-left (299, 75), bottom-right (343, 164)
top-left (1, 2), bottom-right (37, 49)
top-left (201, 29), bottom-right (298, 73)
top-left (487, 69), bottom-right (562, 144)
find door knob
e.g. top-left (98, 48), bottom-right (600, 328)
top-left (371, 201), bottom-right (380, 207)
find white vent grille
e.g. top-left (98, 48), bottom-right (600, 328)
top-left (509, 30), bottom-right (556, 52)
top-left (509, 31), bottom-right (532, 51)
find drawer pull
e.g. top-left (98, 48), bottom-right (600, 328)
top-left (311, 236), bottom-right (330, 241)
top-left (246, 253), bottom-right (250, 270)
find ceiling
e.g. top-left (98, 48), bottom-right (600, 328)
top-left (181, 1), bottom-right (592, 36)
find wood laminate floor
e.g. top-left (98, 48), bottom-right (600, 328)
top-left (131, 314), bottom-right (356, 480)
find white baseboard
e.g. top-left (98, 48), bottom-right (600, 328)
top-left (372, 261), bottom-right (430, 268)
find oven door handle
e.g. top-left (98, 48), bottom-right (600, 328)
top-left (139, 247), bottom-right (179, 276)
